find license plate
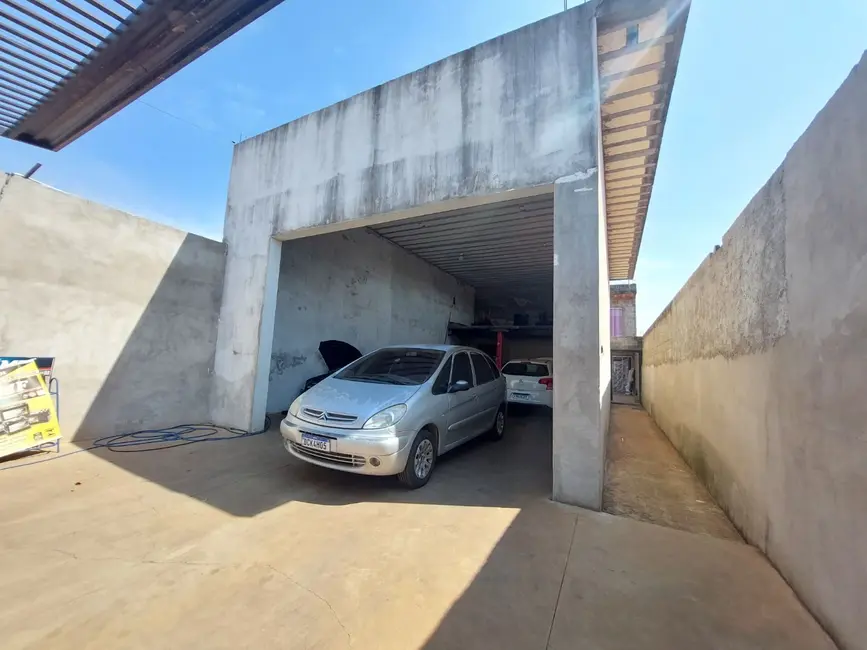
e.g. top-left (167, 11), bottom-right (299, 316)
top-left (301, 433), bottom-right (332, 452)
top-left (512, 393), bottom-right (531, 401)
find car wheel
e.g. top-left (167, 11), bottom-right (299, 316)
top-left (488, 405), bottom-right (506, 441)
top-left (398, 429), bottom-right (437, 489)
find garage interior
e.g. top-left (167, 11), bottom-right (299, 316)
top-left (265, 190), bottom-right (556, 415)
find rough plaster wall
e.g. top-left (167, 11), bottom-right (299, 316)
top-left (642, 53), bottom-right (867, 650)
top-left (227, 3), bottom-right (598, 235)
top-left (266, 229), bottom-right (473, 411)
top-left (0, 175), bottom-right (225, 440)
top-left (214, 2), bottom-right (598, 430)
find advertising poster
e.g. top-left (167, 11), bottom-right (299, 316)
top-left (0, 360), bottom-right (61, 458)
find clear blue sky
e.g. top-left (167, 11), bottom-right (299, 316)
top-left (1, 0), bottom-right (865, 332)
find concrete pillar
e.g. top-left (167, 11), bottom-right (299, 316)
top-left (210, 207), bottom-right (281, 431)
top-left (552, 171), bottom-right (611, 509)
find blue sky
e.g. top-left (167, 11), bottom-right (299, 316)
top-left (1, 0), bottom-right (865, 332)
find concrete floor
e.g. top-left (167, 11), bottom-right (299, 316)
top-left (604, 403), bottom-right (743, 540)
top-left (0, 407), bottom-right (834, 649)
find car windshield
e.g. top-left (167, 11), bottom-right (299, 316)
top-left (502, 361), bottom-right (549, 377)
top-left (336, 348), bottom-right (445, 385)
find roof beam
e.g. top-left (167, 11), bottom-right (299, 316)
top-left (1, 0), bottom-right (101, 50)
top-left (604, 147), bottom-right (659, 164)
top-left (604, 119), bottom-right (661, 135)
top-left (604, 82), bottom-right (665, 101)
top-left (598, 34), bottom-right (675, 63)
top-left (601, 61), bottom-right (665, 83)
top-left (603, 102), bottom-right (663, 119)
top-left (5, 0), bottom-right (286, 150)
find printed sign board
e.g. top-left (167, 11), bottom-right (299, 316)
top-left (0, 360), bottom-right (61, 458)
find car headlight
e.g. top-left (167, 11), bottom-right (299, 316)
top-left (288, 396), bottom-right (303, 417)
top-left (362, 404), bottom-right (407, 430)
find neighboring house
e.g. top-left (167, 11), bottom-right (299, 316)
top-left (610, 284), bottom-right (637, 338)
top-left (611, 284), bottom-right (640, 398)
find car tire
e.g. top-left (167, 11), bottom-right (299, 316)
top-left (487, 405), bottom-right (506, 441)
top-left (398, 428), bottom-right (437, 489)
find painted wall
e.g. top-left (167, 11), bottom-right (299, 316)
top-left (0, 175), bottom-right (225, 441)
top-left (266, 229), bottom-right (473, 412)
top-left (213, 2), bottom-right (599, 430)
top-left (642, 53), bottom-right (867, 650)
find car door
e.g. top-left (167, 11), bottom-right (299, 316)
top-left (470, 352), bottom-right (500, 435)
top-left (444, 352), bottom-right (478, 449)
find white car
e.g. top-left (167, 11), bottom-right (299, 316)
top-left (501, 358), bottom-right (553, 408)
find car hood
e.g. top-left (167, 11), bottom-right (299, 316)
top-left (318, 340), bottom-right (363, 372)
top-left (298, 378), bottom-right (422, 428)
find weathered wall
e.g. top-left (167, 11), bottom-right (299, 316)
top-left (642, 53), bottom-right (867, 650)
top-left (0, 175), bottom-right (225, 441)
top-left (266, 229), bottom-right (473, 412)
top-left (213, 2), bottom-right (599, 430)
top-left (228, 3), bottom-right (598, 237)
top-left (610, 283), bottom-right (637, 337)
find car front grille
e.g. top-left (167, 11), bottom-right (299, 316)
top-left (300, 408), bottom-right (358, 424)
top-left (289, 442), bottom-right (366, 468)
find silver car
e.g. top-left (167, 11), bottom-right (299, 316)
top-left (280, 345), bottom-right (507, 488)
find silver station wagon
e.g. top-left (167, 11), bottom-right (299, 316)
top-left (280, 345), bottom-right (507, 488)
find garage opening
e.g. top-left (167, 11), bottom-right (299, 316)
top-left (265, 192), bottom-right (555, 492)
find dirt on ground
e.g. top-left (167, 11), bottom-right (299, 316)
top-left (604, 404), bottom-right (742, 541)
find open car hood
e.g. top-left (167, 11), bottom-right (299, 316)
top-left (319, 340), bottom-right (363, 372)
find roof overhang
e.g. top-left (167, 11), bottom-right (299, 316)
top-left (0, 0), bottom-right (283, 151)
top-left (596, 0), bottom-right (691, 280)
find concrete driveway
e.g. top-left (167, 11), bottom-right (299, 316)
top-left (0, 407), bottom-right (834, 649)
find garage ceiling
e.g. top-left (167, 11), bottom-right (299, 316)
top-left (597, 1), bottom-right (690, 280)
top-left (370, 193), bottom-right (553, 309)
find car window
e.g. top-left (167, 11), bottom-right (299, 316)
top-left (484, 355), bottom-right (501, 378)
top-left (431, 356), bottom-right (453, 395)
top-left (501, 361), bottom-right (550, 377)
top-left (451, 352), bottom-right (475, 387)
top-left (337, 348), bottom-right (445, 385)
top-left (471, 353), bottom-right (495, 384)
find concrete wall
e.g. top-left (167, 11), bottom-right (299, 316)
top-left (267, 229), bottom-right (473, 412)
top-left (228, 4), bottom-right (598, 237)
top-left (505, 339), bottom-right (553, 362)
top-left (642, 53), bottom-right (867, 650)
top-left (213, 2), bottom-right (600, 430)
top-left (0, 174), bottom-right (225, 441)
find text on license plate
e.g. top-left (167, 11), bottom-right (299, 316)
top-left (512, 393), bottom-right (531, 401)
top-left (301, 433), bottom-right (332, 451)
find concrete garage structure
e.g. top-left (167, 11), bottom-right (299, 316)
top-left (212, 0), bottom-right (690, 507)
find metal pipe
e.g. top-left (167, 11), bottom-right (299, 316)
top-left (111, 0), bottom-right (140, 14)
top-left (0, 8), bottom-right (90, 60)
top-left (51, 0), bottom-right (116, 33)
top-left (0, 87), bottom-right (33, 109)
top-left (0, 67), bottom-right (53, 93)
top-left (0, 21), bottom-right (84, 65)
top-left (0, 54), bottom-right (62, 86)
top-left (0, 78), bottom-right (44, 102)
top-left (0, 37), bottom-right (75, 75)
top-left (0, 1), bottom-right (100, 51)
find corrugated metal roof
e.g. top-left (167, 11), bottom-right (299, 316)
top-left (371, 194), bottom-right (553, 308)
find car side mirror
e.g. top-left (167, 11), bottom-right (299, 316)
top-left (448, 380), bottom-right (470, 394)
